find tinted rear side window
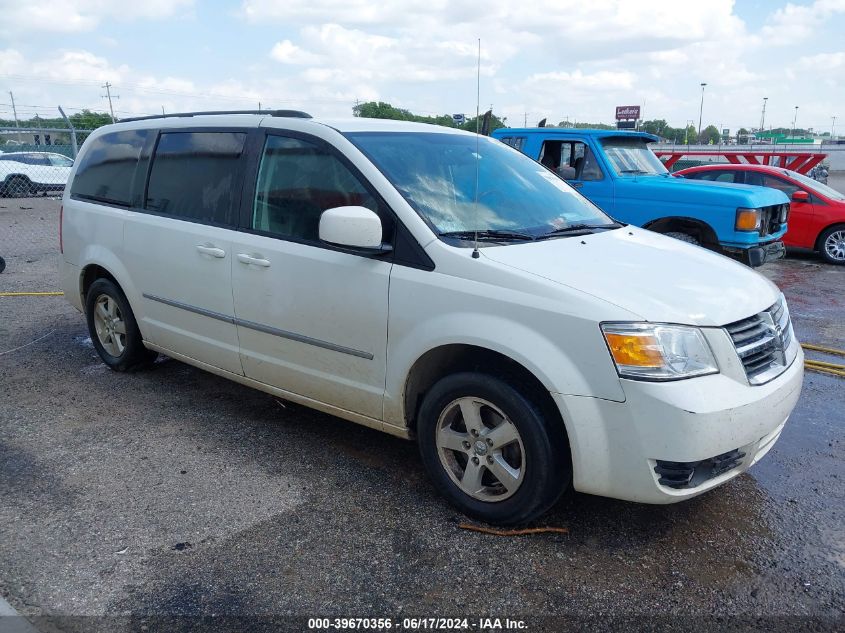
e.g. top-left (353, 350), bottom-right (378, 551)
top-left (71, 130), bottom-right (150, 206)
top-left (145, 131), bottom-right (246, 226)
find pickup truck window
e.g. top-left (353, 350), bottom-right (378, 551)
top-left (539, 141), bottom-right (603, 181)
top-left (347, 131), bottom-right (615, 238)
top-left (600, 137), bottom-right (668, 176)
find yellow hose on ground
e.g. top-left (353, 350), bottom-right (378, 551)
top-left (801, 343), bottom-right (845, 357)
top-left (0, 291), bottom-right (65, 296)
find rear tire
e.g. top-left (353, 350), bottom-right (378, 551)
top-left (818, 225), bottom-right (845, 265)
top-left (417, 372), bottom-right (570, 525)
top-left (85, 278), bottom-right (157, 371)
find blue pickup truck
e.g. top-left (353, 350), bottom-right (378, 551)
top-left (490, 128), bottom-right (789, 266)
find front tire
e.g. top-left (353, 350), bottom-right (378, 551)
top-left (85, 278), bottom-right (157, 371)
top-left (417, 373), bottom-right (570, 525)
top-left (819, 225), bottom-right (845, 265)
top-left (664, 231), bottom-right (701, 246)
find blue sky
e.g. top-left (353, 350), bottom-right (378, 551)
top-left (0, 0), bottom-right (843, 134)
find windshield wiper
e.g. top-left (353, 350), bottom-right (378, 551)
top-left (619, 169), bottom-right (648, 174)
top-left (538, 223), bottom-right (622, 239)
top-left (439, 229), bottom-right (535, 242)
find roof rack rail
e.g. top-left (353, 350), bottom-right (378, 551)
top-left (117, 109), bottom-right (312, 123)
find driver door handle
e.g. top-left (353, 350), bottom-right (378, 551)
top-left (196, 244), bottom-right (226, 258)
top-left (237, 253), bottom-right (271, 267)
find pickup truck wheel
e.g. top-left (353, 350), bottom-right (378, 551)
top-left (85, 278), bottom-right (157, 371)
top-left (664, 231), bottom-right (701, 246)
top-left (819, 226), bottom-right (845, 265)
top-left (417, 372), bottom-right (569, 525)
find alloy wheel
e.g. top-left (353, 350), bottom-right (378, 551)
top-left (435, 397), bottom-right (525, 502)
top-left (93, 293), bottom-right (127, 357)
top-left (824, 230), bottom-right (845, 262)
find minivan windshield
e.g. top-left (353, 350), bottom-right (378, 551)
top-left (601, 137), bottom-right (668, 176)
top-left (345, 132), bottom-right (616, 240)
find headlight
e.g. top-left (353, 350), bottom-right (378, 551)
top-left (736, 207), bottom-right (761, 231)
top-left (601, 323), bottom-right (718, 381)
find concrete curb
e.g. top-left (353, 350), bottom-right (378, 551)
top-left (0, 595), bottom-right (40, 633)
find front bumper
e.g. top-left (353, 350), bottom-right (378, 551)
top-left (724, 240), bottom-right (786, 267)
top-left (556, 344), bottom-right (803, 504)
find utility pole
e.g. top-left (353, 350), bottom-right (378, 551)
top-left (9, 91), bottom-right (21, 142)
top-left (523, 111), bottom-right (527, 127)
top-left (760, 97), bottom-right (768, 133)
top-left (697, 82), bottom-right (707, 143)
top-left (791, 105), bottom-right (799, 141)
top-left (101, 82), bottom-right (118, 123)
top-left (833, 116), bottom-right (837, 139)
top-left (58, 106), bottom-right (78, 158)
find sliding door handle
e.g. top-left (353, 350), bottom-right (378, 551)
top-left (196, 244), bottom-right (226, 258)
top-left (237, 253), bottom-right (271, 267)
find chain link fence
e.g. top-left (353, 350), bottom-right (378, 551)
top-left (0, 127), bottom-right (93, 198)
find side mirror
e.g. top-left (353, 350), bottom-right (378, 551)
top-left (792, 190), bottom-right (810, 202)
top-left (319, 206), bottom-right (391, 254)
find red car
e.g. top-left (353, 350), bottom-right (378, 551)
top-left (676, 164), bottom-right (845, 265)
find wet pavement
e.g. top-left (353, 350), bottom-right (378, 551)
top-left (1, 198), bottom-right (843, 632)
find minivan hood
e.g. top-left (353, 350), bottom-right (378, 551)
top-left (621, 174), bottom-right (789, 207)
top-left (480, 227), bottom-right (780, 326)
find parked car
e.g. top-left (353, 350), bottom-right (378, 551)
top-left (491, 128), bottom-right (790, 267)
top-left (676, 164), bottom-right (845, 265)
top-left (0, 151), bottom-right (74, 197)
top-left (60, 112), bottom-right (803, 524)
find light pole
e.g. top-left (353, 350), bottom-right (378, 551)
top-left (760, 97), bottom-right (768, 133)
top-left (791, 106), bottom-right (799, 140)
top-left (833, 116), bottom-right (837, 139)
top-left (697, 82), bottom-right (707, 143)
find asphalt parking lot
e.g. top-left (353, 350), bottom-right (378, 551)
top-left (1, 197), bottom-right (844, 632)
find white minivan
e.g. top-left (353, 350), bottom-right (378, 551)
top-left (60, 111), bottom-right (803, 524)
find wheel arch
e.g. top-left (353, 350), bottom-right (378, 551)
top-left (814, 221), bottom-right (845, 252)
top-left (77, 251), bottom-right (143, 325)
top-left (402, 344), bottom-right (571, 454)
top-left (643, 216), bottom-right (720, 249)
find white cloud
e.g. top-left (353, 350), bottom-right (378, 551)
top-left (0, 0), bottom-right (194, 34)
top-left (270, 40), bottom-right (322, 65)
top-left (762, 0), bottom-right (845, 40)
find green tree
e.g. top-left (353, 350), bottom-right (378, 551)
top-left (702, 125), bottom-right (721, 144)
top-left (351, 101), bottom-right (507, 133)
top-left (459, 112), bottom-right (506, 133)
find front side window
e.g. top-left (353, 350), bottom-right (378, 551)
top-left (783, 168), bottom-right (845, 201)
top-left (70, 130), bottom-right (150, 206)
top-left (601, 137), bottom-right (668, 176)
top-left (539, 140), bottom-right (603, 181)
top-left (252, 135), bottom-right (386, 243)
top-left (145, 131), bottom-right (246, 225)
top-left (346, 132), bottom-right (615, 238)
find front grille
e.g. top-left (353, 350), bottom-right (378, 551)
top-left (655, 449), bottom-right (746, 489)
top-left (725, 296), bottom-right (795, 385)
top-left (759, 203), bottom-right (789, 237)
